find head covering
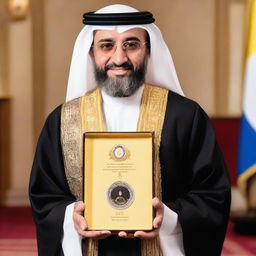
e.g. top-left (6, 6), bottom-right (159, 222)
top-left (66, 4), bottom-right (184, 102)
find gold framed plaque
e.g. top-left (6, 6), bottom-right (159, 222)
top-left (83, 132), bottom-right (153, 231)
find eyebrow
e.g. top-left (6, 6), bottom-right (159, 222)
top-left (97, 37), bottom-right (141, 43)
top-left (98, 38), bottom-right (113, 43)
top-left (124, 37), bottom-right (140, 41)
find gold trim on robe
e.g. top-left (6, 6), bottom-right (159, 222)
top-left (61, 84), bottom-right (168, 256)
top-left (61, 97), bottom-right (83, 201)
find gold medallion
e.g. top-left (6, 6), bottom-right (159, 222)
top-left (107, 181), bottom-right (134, 210)
top-left (110, 145), bottom-right (130, 161)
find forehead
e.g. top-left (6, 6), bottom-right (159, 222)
top-left (93, 28), bottom-right (147, 42)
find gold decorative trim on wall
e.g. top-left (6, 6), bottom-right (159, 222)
top-left (8, 0), bottom-right (29, 20)
top-left (0, 0), bottom-right (10, 98)
top-left (31, 0), bottom-right (46, 144)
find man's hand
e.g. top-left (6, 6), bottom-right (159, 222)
top-left (73, 201), bottom-right (111, 239)
top-left (118, 197), bottom-right (164, 239)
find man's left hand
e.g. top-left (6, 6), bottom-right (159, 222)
top-left (118, 197), bottom-right (164, 239)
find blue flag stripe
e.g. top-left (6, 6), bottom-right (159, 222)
top-left (238, 114), bottom-right (256, 175)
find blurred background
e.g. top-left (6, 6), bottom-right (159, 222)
top-left (0, 0), bottom-right (255, 255)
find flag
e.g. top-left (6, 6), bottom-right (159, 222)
top-left (237, 0), bottom-right (256, 202)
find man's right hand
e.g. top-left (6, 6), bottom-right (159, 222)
top-left (73, 201), bottom-right (111, 239)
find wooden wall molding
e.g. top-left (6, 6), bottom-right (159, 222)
top-left (0, 2), bottom-right (11, 206)
top-left (215, 0), bottom-right (230, 116)
top-left (0, 99), bottom-right (11, 205)
top-left (31, 0), bottom-right (46, 143)
top-left (214, 0), bottom-right (247, 117)
top-left (0, 1), bottom-right (10, 98)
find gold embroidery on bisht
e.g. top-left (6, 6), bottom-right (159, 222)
top-left (80, 88), bottom-right (106, 256)
top-left (61, 97), bottom-right (83, 201)
top-left (81, 88), bottom-right (106, 133)
top-left (137, 84), bottom-right (168, 256)
top-left (61, 85), bottom-right (168, 256)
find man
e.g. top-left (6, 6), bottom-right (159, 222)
top-left (29, 4), bottom-right (231, 256)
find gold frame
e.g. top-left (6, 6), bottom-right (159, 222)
top-left (83, 132), bottom-right (153, 231)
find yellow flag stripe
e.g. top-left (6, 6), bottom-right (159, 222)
top-left (247, 0), bottom-right (256, 57)
top-left (238, 164), bottom-right (256, 198)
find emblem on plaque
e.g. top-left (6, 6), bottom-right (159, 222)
top-left (107, 181), bottom-right (134, 210)
top-left (110, 145), bottom-right (130, 161)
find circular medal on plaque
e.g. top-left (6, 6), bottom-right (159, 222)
top-left (107, 181), bottom-right (134, 210)
top-left (110, 145), bottom-right (130, 161)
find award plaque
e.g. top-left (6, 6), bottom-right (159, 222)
top-left (83, 132), bottom-right (153, 231)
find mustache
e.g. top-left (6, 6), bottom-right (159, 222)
top-left (105, 62), bottom-right (133, 71)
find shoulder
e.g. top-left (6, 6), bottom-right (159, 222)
top-left (167, 91), bottom-right (200, 112)
top-left (147, 84), bottom-right (200, 113)
top-left (37, 105), bottom-right (63, 139)
top-left (161, 90), bottom-right (214, 141)
top-left (166, 90), bottom-right (208, 122)
top-left (46, 97), bottom-right (81, 123)
top-left (45, 105), bottom-right (62, 125)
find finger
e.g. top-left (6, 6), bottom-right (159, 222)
top-left (96, 233), bottom-right (112, 240)
top-left (74, 201), bottom-right (85, 213)
top-left (152, 197), bottom-right (164, 229)
top-left (118, 231), bottom-right (135, 239)
top-left (152, 198), bottom-right (163, 214)
top-left (153, 215), bottom-right (163, 229)
top-left (118, 231), bottom-right (127, 238)
top-left (74, 213), bottom-right (87, 232)
top-left (80, 230), bottom-right (111, 239)
top-left (134, 229), bottom-right (158, 239)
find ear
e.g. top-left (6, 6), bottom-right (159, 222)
top-left (89, 46), bottom-right (94, 57)
top-left (90, 31), bottom-right (97, 57)
top-left (144, 31), bottom-right (151, 55)
top-left (146, 48), bottom-right (150, 56)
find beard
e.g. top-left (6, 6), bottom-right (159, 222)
top-left (93, 58), bottom-right (147, 97)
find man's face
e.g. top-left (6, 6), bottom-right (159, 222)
top-left (91, 28), bottom-right (149, 97)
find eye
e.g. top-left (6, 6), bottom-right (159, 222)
top-left (123, 41), bottom-right (140, 50)
top-left (98, 42), bottom-right (114, 51)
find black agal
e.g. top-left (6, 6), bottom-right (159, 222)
top-left (83, 11), bottom-right (155, 25)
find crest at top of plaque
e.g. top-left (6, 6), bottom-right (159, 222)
top-left (110, 145), bottom-right (130, 161)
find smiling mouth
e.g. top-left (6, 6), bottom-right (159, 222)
top-left (105, 62), bottom-right (133, 70)
top-left (107, 68), bottom-right (131, 76)
top-left (110, 67), bottom-right (131, 71)
top-left (105, 62), bottom-right (133, 77)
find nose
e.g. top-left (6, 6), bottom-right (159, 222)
top-left (110, 45), bottom-right (128, 65)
